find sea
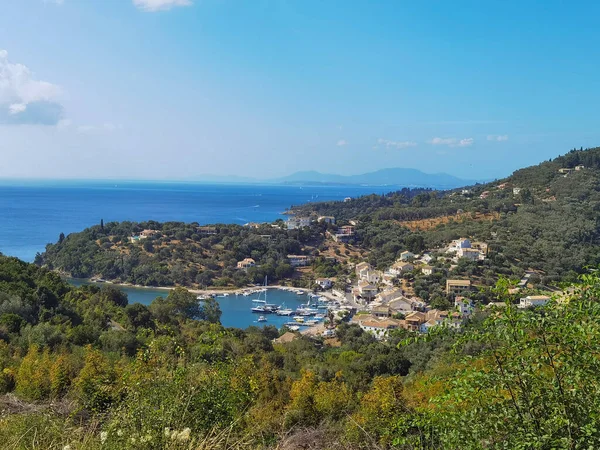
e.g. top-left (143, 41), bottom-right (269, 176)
top-left (69, 279), bottom-right (320, 330)
top-left (0, 180), bottom-right (389, 329)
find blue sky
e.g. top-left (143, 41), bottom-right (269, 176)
top-left (0, 0), bottom-right (599, 181)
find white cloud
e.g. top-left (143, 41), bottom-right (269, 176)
top-left (487, 134), bottom-right (509, 142)
top-left (0, 49), bottom-right (63, 125)
top-left (429, 137), bottom-right (474, 148)
top-left (456, 138), bottom-right (474, 147)
top-left (9, 103), bottom-right (26, 115)
top-left (336, 139), bottom-right (348, 147)
top-left (133, 0), bottom-right (192, 12)
top-left (376, 138), bottom-right (418, 150)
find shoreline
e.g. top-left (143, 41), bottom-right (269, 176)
top-left (68, 278), bottom-right (340, 299)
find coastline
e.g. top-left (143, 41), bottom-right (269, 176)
top-left (68, 278), bottom-right (336, 299)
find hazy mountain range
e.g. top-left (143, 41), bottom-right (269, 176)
top-left (192, 168), bottom-right (478, 189)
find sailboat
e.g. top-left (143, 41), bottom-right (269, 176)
top-left (251, 276), bottom-right (277, 313)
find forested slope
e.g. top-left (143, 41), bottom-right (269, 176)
top-left (0, 256), bottom-right (599, 448)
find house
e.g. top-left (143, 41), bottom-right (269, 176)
top-left (330, 225), bottom-right (355, 242)
top-left (421, 265), bottom-right (434, 276)
top-left (315, 278), bottom-right (333, 289)
top-left (575, 164), bottom-right (585, 171)
top-left (338, 225), bottom-right (354, 235)
top-left (446, 279), bottom-right (471, 294)
top-left (420, 319), bottom-right (438, 333)
top-left (400, 251), bottom-right (415, 261)
top-left (519, 295), bottom-right (551, 308)
top-left (381, 273), bottom-right (396, 286)
top-left (513, 187), bottom-right (522, 195)
top-left (404, 311), bottom-right (427, 331)
top-left (371, 306), bottom-right (392, 318)
top-left (388, 261), bottom-right (414, 277)
top-left (140, 229), bottom-right (159, 239)
top-left (236, 258), bottom-right (256, 270)
top-left (558, 168), bottom-right (573, 175)
top-left (356, 263), bottom-right (380, 284)
top-left (388, 298), bottom-right (414, 312)
top-left (317, 216), bottom-right (336, 225)
top-left (244, 222), bottom-right (261, 229)
top-left (322, 329), bottom-right (336, 338)
top-left (449, 238), bottom-right (472, 252)
top-left (454, 296), bottom-right (474, 316)
top-left (197, 226), bottom-right (217, 235)
top-left (461, 189), bottom-right (471, 195)
top-left (497, 183), bottom-right (508, 190)
top-left (287, 216), bottom-right (312, 230)
top-left (421, 253), bottom-right (433, 263)
top-left (287, 255), bottom-right (311, 267)
top-left (480, 191), bottom-right (490, 199)
top-left (354, 316), bottom-right (402, 339)
top-left (355, 262), bottom-right (371, 277)
top-left (458, 248), bottom-right (482, 261)
top-left (353, 281), bottom-right (378, 302)
top-left (343, 197), bottom-right (352, 202)
top-left (376, 288), bottom-right (404, 304)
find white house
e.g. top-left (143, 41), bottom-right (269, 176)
top-left (400, 251), bottom-right (415, 261)
top-left (519, 295), bottom-right (551, 308)
top-left (421, 265), bottom-right (434, 276)
top-left (315, 278), bottom-right (333, 289)
top-left (353, 281), bottom-right (378, 302)
top-left (388, 261), bottom-right (414, 277)
top-left (286, 216), bottom-right (312, 230)
top-left (454, 296), bottom-right (474, 316)
top-left (357, 318), bottom-right (401, 340)
top-left (317, 216), bottom-right (336, 225)
top-left (449, 238), bottom-right (472, 252)
top-left (287, 254), bottom-right (311, 267)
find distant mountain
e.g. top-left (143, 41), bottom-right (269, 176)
top-left (270, 168), bottom-right (476, 188)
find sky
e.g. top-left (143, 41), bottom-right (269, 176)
top-left (0, 0), bottom-right (600, 181)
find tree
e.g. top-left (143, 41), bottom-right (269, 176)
top-left (198, 297), bottom-right (222, 324)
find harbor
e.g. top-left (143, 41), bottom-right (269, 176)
top-left (69, 279), bottom-right (345, 331)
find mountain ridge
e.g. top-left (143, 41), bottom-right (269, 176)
top-left (190, 167), bottom-right (480, 188)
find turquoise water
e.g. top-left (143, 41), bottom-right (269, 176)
top-left (69, 279), bottom-right (315, 329)
top-left (0, 180), bottom-right (391, 262)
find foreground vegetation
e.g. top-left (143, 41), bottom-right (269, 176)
top-left (0, 254), bottom-right (599, 449)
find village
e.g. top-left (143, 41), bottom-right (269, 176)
top-left (270, 214), bottom-right (552, 341)
top-left (121, 207), bottom-right (554, 342)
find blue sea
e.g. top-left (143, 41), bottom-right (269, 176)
top-left (0, 180), bottom-right (391, 262)
top-left (0, 180), bottom-right (385, 329)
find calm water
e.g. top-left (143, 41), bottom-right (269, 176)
top-left (70, 279), bottom-right (315, 329)
top-left (0, 180), bottom-right (391, 262)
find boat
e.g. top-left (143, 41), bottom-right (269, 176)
top-left (305, 319), bottom-right (318, 325)
top-left (293, 316), bottom-right (305, 323)
top-left (251, 276), bottom-right (271, 313)
top-left (277, 308), bottom-right (294, 316)
top-left (257, 316), bottom-right (267, 322)
top-left (288, 325), bottom-right (300, 331)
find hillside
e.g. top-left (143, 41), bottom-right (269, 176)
top-left (1, 254), bottom-right (600, 448)
top-left (292, 146), bottom-right (600, 281)
top-left (37, 147), bottom-right (600, 293)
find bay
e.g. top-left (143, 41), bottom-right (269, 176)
top-left (0, 180), bottom-right (392, 262)
top-left (69, 279), bottom-right (318, 330)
